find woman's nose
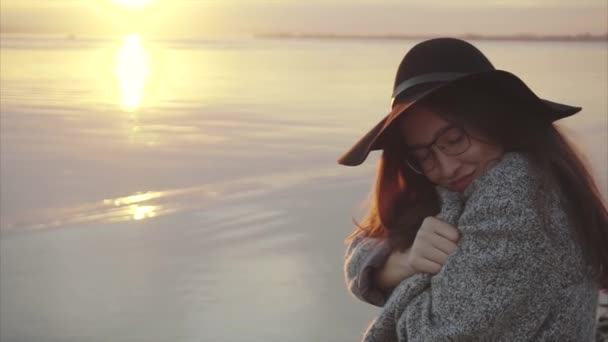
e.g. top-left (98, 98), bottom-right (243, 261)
top-left (433, 147), bottom-right (462, 178)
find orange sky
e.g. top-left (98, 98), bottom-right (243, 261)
top-left (1, 0), bottom-right (607, 38)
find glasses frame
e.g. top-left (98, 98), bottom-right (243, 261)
top-left (404, 125), bottom-right (472, 174)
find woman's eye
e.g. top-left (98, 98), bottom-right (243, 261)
top-left (414, 151), bottom-right (431, 160)
top-left (442, 128), bottom-right (466, 144)
top-left (447, 136), bottom-right (465, 144)
top-left (407, 149), bottom-right (429, 161)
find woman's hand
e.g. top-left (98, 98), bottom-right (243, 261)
top-left (406, 217), bottom-right (461, 274)
top-left (374, 217), bottom-right (461, 291)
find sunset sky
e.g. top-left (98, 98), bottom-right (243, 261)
top-left (1, 0), bottom-right (607, 38)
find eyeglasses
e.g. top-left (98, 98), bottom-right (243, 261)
top-left (404, 125), bottom-right (472, 174)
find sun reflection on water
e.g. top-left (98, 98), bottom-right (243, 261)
top-left (115, 34), bottom-right (150, 112)
top-left (106, 191), bottom-right (162, 206)
top-left (130, 205), bottom-right (158, 220)
top-left (112, 0), bottom-right (156, 9)
top-left (103, 191), bottom-right (162, 220)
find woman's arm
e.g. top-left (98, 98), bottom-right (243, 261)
top-left (373, 249), bottom-right (417, 292)
top-left (395, 195), bottom-right (560, 341)
top-left (344, 233), bottom-right (393, 307)
top-left (345, 222), bottom-right (459, 307)
top-left (374, 217), bottom-right (460, 292)
top-left (361, 152), bottom-right (596, 341)
top-left (388, 157), bottom-right (587, 340)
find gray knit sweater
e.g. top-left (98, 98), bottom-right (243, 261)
top-left (344, 152), bottom-right (599, 341)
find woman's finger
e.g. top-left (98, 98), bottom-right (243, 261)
top-left (432, 221), bottom-right (460, 242)
top-left (422, 247), bottom-right (450, 265)
top-left (429, 234), bottom-right (459, 256)
top-left (412, 257), bottom-right (443, 274)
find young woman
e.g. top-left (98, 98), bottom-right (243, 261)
top-left (339, 38), bottom-right (608, 341)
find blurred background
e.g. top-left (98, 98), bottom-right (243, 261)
top-left (1, 1), bottom-right (606, 341)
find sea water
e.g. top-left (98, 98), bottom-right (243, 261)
top-left (1, 35), bottom-right (606, 342)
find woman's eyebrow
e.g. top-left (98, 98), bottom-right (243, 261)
top-left (408, 124), bottom-right (453, 149)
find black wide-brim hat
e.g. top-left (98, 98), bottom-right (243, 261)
top-left (337, 37), bottom-right (582, 167)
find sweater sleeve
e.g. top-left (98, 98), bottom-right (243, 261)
top-left (344, 233), bottom-right (393, 307)
top-left (391, 168), bottom-right (563, 341)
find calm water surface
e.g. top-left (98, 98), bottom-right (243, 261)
top-left (1, 35), bottom-right (606, 342)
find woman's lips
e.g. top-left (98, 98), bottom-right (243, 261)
top-left (447, 172), bottom-right (476, 192)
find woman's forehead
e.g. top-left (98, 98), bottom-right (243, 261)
top-left (398, 107), bottom-right (451, 145)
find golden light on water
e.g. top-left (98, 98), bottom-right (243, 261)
top-left (103, 191), bottom-right (162, 220)
top-left (130, 205), bottom-right (158, 220)
top-left (112, 0), bottom-right (155, 9)
top-left (115, 34), bottom-right (150, 112)
top-left (105, 191), bottom-right (163, 206)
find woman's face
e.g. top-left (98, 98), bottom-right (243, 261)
top-left (397, 105), bottom-right (505, 192)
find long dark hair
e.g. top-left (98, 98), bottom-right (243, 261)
top-left (345, 83), bottom-right (608, 287)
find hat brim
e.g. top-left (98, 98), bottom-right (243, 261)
top-left (337, 69), bottom-right (582, 167)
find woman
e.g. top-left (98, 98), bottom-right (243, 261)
top-left (339, 38), bottom-right (608, 341)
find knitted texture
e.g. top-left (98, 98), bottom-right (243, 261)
top-left (344, 233), bottom-right (393, 306)
top-left (345, 151), bottom-right (599, 341)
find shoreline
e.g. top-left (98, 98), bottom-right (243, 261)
top-left (1, 32), bottom-right (607, 43)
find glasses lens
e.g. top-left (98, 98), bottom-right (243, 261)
top-left (406, 158), bottom-right (423, 174)
top-left (438, 126), bottom-right (470, 155)
top-left (404, 126), bottom-right (470, 174)
top-left (406, 148), bottom-right (434, 173)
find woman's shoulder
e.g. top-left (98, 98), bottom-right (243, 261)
top-left (433, 151), bottom-right (545, 216)
top-left (463, 151), bottom-right (545, 203)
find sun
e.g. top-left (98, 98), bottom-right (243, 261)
top-left (112, 0), bottom-right (155, 9)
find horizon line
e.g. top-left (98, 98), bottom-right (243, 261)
top-left (254, 32), bottom-right (608, 42)
top-left (1, 31), bottom-right (607, 43)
